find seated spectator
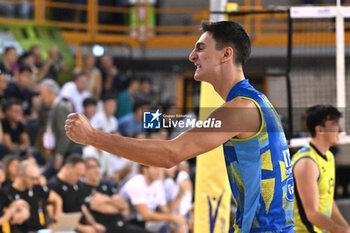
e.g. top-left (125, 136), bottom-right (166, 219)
top-left (119, 165), bottom-right (186, 233)
top-left (0, 196), bottom-right (30, 230)
top-left (39, 79), bottom-right (82, 159)
top-left (2, 156), bottom-right (20, 187)
top-left (163, 166), bottom-right (185, 214)
top-left (39, 46), bottom-right (67, 81)
top-left (82, 146), bottom-right (115, 182)
top-left (133, 76), bottom-right (152, 104)
top-left (30, 45), bottom-right (44, 70)
top-left (74, 53), bottom-right (102, 99)
top-left (81, 157), bottom-right (151, 233)
top-left (0, 163), bottom-right (5, 187)
top-left (98, 54), bottom-right (121, 95)
top-left (175, 161), bottom-right (193, 218)
top-left (59, 72), bottom-right (91, 114)
top-left (5, 65), bottom-right (34, 116)
top-left (0, 116), bottom-right (9, 160)
top-left (0, 160), bottom-right (62, 232)
top-left (83, 97), bottom-right (98, 121)
top-left (118, 101), bottom-right (149, 137)
top-left (16, 51), bottom-right (39, 86)
top-left (1, 99), bottom-right (31, 157)
top-left (48, 155), bottom-right (105, 233)
top-left (0, 46), bottom-right (18, 77)
top-left (91, 93), bottom-right (118, 133)
top-left (0, 69), bottom-right (9, 115)
top-left (116, 77), bottom-right (140, 119)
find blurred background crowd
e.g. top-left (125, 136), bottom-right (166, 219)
top-left (0, 44), bottom-right (195, 233)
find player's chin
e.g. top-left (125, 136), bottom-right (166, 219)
top-left (193, 72), bottom-right (205, 82)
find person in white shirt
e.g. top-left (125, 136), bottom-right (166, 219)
top-left (163, 162), bottom-right (193, 219)
top-left (59, 72), bottom-right (90, 113)
top-left (175, 161), bottom-right (193, 218)
top-left (119, 165), bottom-right (186, 233)
top-left (90, 93), bottom-right (118, 133)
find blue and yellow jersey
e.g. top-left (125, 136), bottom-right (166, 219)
top-left (224, 79), bottom-right (294, 233)
top-left (292, 143), bottom-right (335, 233)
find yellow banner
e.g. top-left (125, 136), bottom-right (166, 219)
top-left (194, 82), bottom-right (231, 233)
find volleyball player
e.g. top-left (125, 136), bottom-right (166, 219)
top-left (65, 21), bottom-right (294, 232)
top-left (292, 105), bottom-right (350, 233)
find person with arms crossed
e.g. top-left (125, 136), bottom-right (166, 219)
top-left (292, 105), bottom-right (350, 233)
top-left (65, 21), bottom-right (294, 232)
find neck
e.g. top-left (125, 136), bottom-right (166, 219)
top-left (9, 119), bottom-right (18, 128)
top-left (49, 96), bottom-right (58, 106)
top-left (211, 65), bottom-right (245, 100)
top-left (310, 137), bottom-right (330, 155)
top-left (12, 178), bottom-right (26, 191)
top-left (143, 175), bottom-right (152, 186)
top-left (57, 170), bottom-right (68, 184)
top-left (3, 59), bottom-right (11, 70)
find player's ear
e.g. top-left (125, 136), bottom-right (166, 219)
top-left (221, 47), bottom-right (233, 63)
top-left (315, 125), bottom-right (323, 134)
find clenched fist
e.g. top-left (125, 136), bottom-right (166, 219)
top-left (65, 113), bottom-right (94, 145)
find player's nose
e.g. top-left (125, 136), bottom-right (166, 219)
top-left (188, 49), bottom-right (197, 63)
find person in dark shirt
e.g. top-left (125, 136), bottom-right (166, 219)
top-left (48, 155), bottom-right (105, 233)
top-left (1, 99), bottom-right (31, 157)
top-left (0, 46), bottom-right (18, 77)
top-left (81, 157), bottom-right (150, 233)
top-left (4, 65), bottom-right (33, 116)
top-left (0, 160), bottom-right (62, 232)
top-left (0, 69), bottom-right (9, 112)
top-left (0, 190), bottom-right (30, 233)
top-left (0, 162), bottom-right (30, 232)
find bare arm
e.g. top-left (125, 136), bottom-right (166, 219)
top-left (19, 132), bottom-right (30, 151)
top-left (81, 204), bottom-right (106, 233)
top-left (89, 192), bottom-right (129, 217)
top-left (3, 133), bottom-right (16, 150)
top-left (135, 204), bottom-right (185, 223)
top-left (38, 58), bottom-right (54, 80)
top-left (331, 201), bottom-right (349, 227)
top-left (0, 123), bottom-right (4, 142)
top-left (47, 190), bottom-right (62, 221)
top-left (294, 158), bottom-right (350, 233)
top-left (167, 182), bottom-right (186, 213)
top-left (65, 98), bottom-right (261, 168)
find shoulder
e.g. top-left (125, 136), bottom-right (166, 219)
top-left (119, 113), bottom-right (134, 123)
top-left (293, 154), bottom-right (319, 179)
top-left (211, 97), bottom-right (260, 131)
top-left (61, 81), bottom-right (75, 90)
top-left (176, 171), bottom-right (189, 183)
top-left (125, 175), bottom-right (145, 188)
top-left (292, 145), bottom-right (317, 165)
top-left (47, 176), bottom-right (61, 188)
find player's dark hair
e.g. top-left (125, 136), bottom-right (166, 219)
top-left (200, 21), bottom-right (251, 66)
top-left (306, 105), bottom-right (341, 137)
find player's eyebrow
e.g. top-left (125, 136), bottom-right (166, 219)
top-left (195, 42), bottom-right (205, 49)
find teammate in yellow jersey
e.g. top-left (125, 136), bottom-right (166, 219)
top-left (292, 105), bottom-right (350, 233)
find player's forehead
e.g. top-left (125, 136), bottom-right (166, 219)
top-left (195, 32), bottom-right (215, 48)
